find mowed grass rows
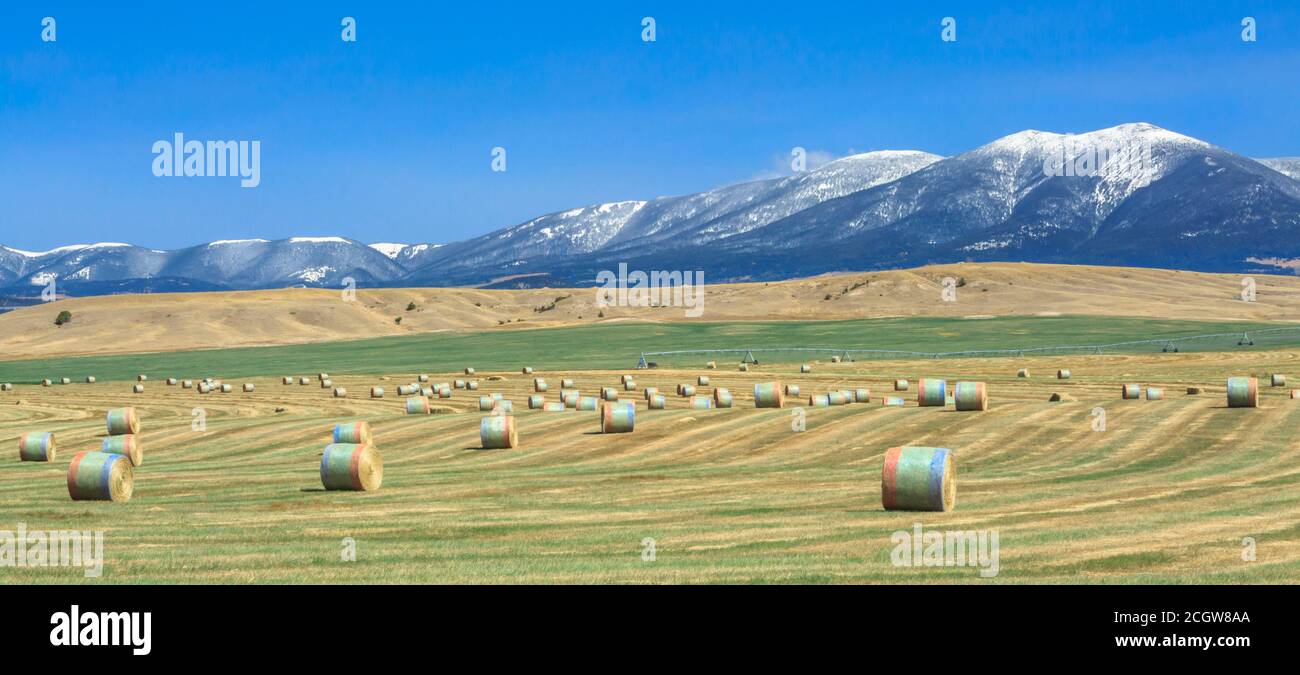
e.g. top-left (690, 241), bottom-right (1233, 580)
top-left (2, 350), bottom-right (1300, 583)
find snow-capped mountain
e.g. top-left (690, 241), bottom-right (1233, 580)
top-left (4, 123), bottom-right (1300, 297)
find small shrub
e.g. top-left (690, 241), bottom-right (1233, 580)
top-left (406, 302), bottom-right (417, 311)
top-left (54, 310), bottom-right (72, 326)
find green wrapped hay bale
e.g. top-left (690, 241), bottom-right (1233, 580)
top-left (68, 451), bottom-right (134, 502)
top-left (18, 432), bottom-right (55, 462)
top-left (894, 379), bottom-right (909, 391)
top-left (688, 395), bottom-right (713, 410)
top-left (753, 382), bottom-right (784, 408)
top-left (320, 443), bottom-right (383, 491)
top-left (333, 387), bottom-right (348, 398)
top-left (1145, 387), bottom-right (1164, 400)
top-left (561, 378), bottom-right (575, 388)
top-left (601, 387), bottom-right (619, 401)
top-left (882, 396), bottom-right (905, 407)
top-left (713, 387), bottom-right (733, 408)
top-left (809, 394), bottom-right (830, 407)
top-left (333, 421), bottom-right (372, 444)
top-left (106, 407), bottom-right (140, 436)
top-left (544, 402), bottom-right (567, 412)
top-left (1121, 384), bottom-right (1141, 400)
top-left (101, 434), bottom-right (142, 466)
top-left (480, 415), bottom-right (518, 449)
top-left (534, 378), bottom-right (548, 392)
top-left (784, 384), bottom-right (800, 397)
top-left (917, 378), bottom-right (947, 407)
top-left (800, 364), bottom-right (812, 374)
top-left (647, 394), bottom-right (666, 409)
top-left (853, 388), bottom-right (870, 403)
top-left (528, 395), bottom-right (545, 409)
top-left (577, 396), bottom-right (599, 411)
top-left (882, 446), bottom-right (955, 512)
top-left (406, 396), bottom-right (431, 415)
top-left (1227, 377), bottom-right (1258, 408)
top-left (600, 402), bottom-right (635, 433)
top-left (1057, 369), bottom-right (1071, 379)
top-left (1272, 374), bottom-right (1286, 387)
top-left (954, 381), bottom-right (988, 411)
top-left (370, 387), bottom-right (385, 398)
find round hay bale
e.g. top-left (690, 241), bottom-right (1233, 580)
top-left (544, 402), bottom-right (567, 412)
top-left (467, 381), bottom-right (479, 391)
top-left (101, 435), bottom-right (142, 466)
top-left (894, 379), bottom-right (909, 391)
top-left (1121, 384), bottom-right (1141, 399)
top-left (828, 391), bottom-right (850, 406)
top-left (713, 387), bottom-right (733, 408)
top-left (784, 384), bottom-right (800, 397)
top-left (809, 394), bottom-right (830, 407)
top-left (679, 384), bottom-right (696, 397)
top-left (220, 383), bottom-right (233, 393)
top-left (334, 387), bottom-right (348, 398)
top-left (882, 446), bottom-right (955, 512)
top-left (1227, 377), bottom-right (1258, 408)
top-left (322, 379), bottom-right (333, 388)
top-left (577, 396), bottom-right (599, 411)
top-left (299, 377), bottom-right (311, 385)
top-left (688, 395), bottom-right (713, 410)
top-left (370, 387), bottom-right (385, 398)
top-left (318, 373), bottom-right (330, 382)
top-left (478, 396), bottom-right (496, 411)
top-left (563, 390), bottom-right (580, 408)
top-left (480, 415), bottom-right (518, 449)
top-left (68, 451), bottom-right (133, 502)
top-left (601, 402), bottom-right (635, 433)
top-left (464, 367), bottom-right (476, 375)
top-left (397, 384), bottom-right (418, 396)
top-left (454, 379), bottom-right (466, 389)
top-left (197, 382), bottom-right (211, 393)
top-left (739, 363), bottom-right (749, 372)
top-left (243, 383), bottom-right (255, 393)
top-left (42, 379), bottom-right (52, 387)
top-left (753, 382), bottom-right (784, 408)
top-left (85, 376), bottom-right (96, 384)
top-left (490, 392), bottom-right (503, 401)
top-left (1187, 387), bottom-right (1202, 395)
top-left (137, 374), bottom-right (148, 382)
top-left (601, 387), bottom-right (619, 401)
top-left (320, 443), bottom-right (383, 491)
top-left (916, 378), bottom-right (947, 407)
top-left (534, 378), bottom-right (548, 392)
top-left (182, 380), bottom-right (193, 388)
top-left (1057, 369), bottom-right (1071, 379)
top-left (620, 374), bottom-right (634, 384)
top-left (561, 378), bottom-right (575, 388)
top-left (881, 396), bottom-right (905, 407)
top-left (132, 384), bottom-right (144, 394)
top-left (1017, 369), bottom-right (1029, 378)
top-left (1272, 374), bottom-right (1287, 387)
top-left (1, 383), bottom-right (11, 391)
top-left (697, 375), bottom-right (710, 386)
top-left (643, 386), bottom-right (659, 401)
top-left (418, 374), bottom-right (430, 383)
top-left (706, 361), bottom-right (716, 369)
top-left (953, 381), bottom-right (988, 411)
top-left (831, 355), bottom-right (842, 363)
top-left (60, 377), bottom-right (71, 385)
top-left (283, 376), bottom-right (293, 385)
top-left (522, 367), bottom-right (533, 375)
top-left (623, 379), bottom-right (637, 391)
top-left (438, 386), bottom-right (451, 398)
top-left (1145, 387), bottom-right (1164, 400)
top-left (106, 407), bottom-right (140, 436)
top-left (332, 421), bottom-right (373, 444)
top-left (406, 396), bottom-right (431, 415)
top-left (18, 432), bottom-right (55, 462)
top-left (1290, 389), bottom-right (1300, 400)
top-left (166, 377), bottom-right (177, 386)
top-left (1048, 392), bottom-right (1075, 402)
top-left (647, 394), bottom-right (666, 409)
top-left (528, 394), bottom-right (545, 409)
top-left (800, 364), bottom-right (812, 373)
top-left (853, 387), bottom-right (870, 403)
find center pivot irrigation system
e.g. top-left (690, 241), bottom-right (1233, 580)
top-left (635, 327), bottom-right (1300, 368)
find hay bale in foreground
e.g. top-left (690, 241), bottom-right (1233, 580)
top-left (600, 402), bottom-right (635, 433)
top-left (334, 387), bottom-right (348, 398)
top-left (1272, 374), bottom-right (1287, 387)
top-left (953, 381), bottom-right (988, 411)
top-left (753, 382), bottom-right (784, 408)
top-left (713, 387), bottom-right (733, 408)
top-left (320, 443), bottom-right (383, 491)
top-left (917, 378), bottom-right (946, 407)
top-left (528, 395), bottom-right (545, 409)
top-left (333, 421), bottom-right (372, 444)
top-left (101, 435), bottom-right (142, 466)
top-left (406, 397), bottom-right (431, 415)
top-left (853, 388), bottom-right (870, 403)
top-left (894, 379), bottom-right (909, 391)
top-left (688, 395), bottom-right (713, 410)
top-left (1121, 384), bottom-right (1141, 399)
top-left (68, 451), bottom-right (134, 501)
top-left (1227, 377), bottom-right (1258, 408)
top-left (882, 446), bottom-right (955, 512)
top-left (480, 415), bottom-right (518, 449)
top-left (648, 394), bottom-right (666, 409)
top-left (1146, 387), bottom-right (1164, 400)
top-left (283, 376), bottom-right (293, 385)
top-left (18, 432), bottom-right (55, 462)
top-left (577, 396), bottom-right (599, 411)
top-left (106, 408), bottom-right (140, 436)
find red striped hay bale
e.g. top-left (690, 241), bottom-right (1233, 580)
top-left (881, 396), bottom-right (905, 407)
top-left (739, 363), bottom-right (749, 372)
top-left (528, 395), bottom-right (545, 409)
top-left (370, 387), bottom-right (385, 398)
top-left (688, 395), bottom-right (713, 410)
top-left (406, 396), bottom-right (431, 415)
top-left (643, 387), bottom-right (659, 401)
top-left (137, 374), bottom-right (148, 382)
top-left (916, 378), bottom-right (947, 407)
top-left (1121, 384), bottom-right (1141, 399)
top-left (1145, 387), bottom-right (1164, 400)
top-left (132, 384), bottom-right (144, 394)
top-left (1017, 368), bottom-right (1029, 378)
top-left (648, 394), bottom-right (666, 409)
top-left (753, 382), bottom-right (784, 408)
top-left (544, 402), bottom-right (567, 412)
top-left (464, 367), bottom-right (476, 375)
top-left (101, 435), bottom-right (142, 466)
top-left (1227, 377), bottom-right (1258, 408)
top-left (800, 364), bottom-right (812, 373)
top-left (243, 383), bottom-right (255, 393)
top-left (953, 381), bottom-right (989, 411)
top-left (679, 384), bottom-right (696, 397)
top-left (561, 378), bottom-right (575, 388)
top-left (283, 376), bottom-right (293, 385)
top-left (220, 384), bottom-right (233, 393)
top-left (576, 396), bottom-right (599, 411)
top-left (853, 388), bottom-right (871, 403)
top-left (467, 381), bottom-right (479, 391)
top-left (601, 387), bottom-right (619, 401)
top-left (333, 387), bottom-right (348, 398)
top-left (333, 421), bottom-right (372, 444)
top-left (894, 379), bottom-right (909, 391)
top-left (601, 402), bottom-right (636, 433)
top-left (1056, 369), bottom-right (1071, 379)
top-left (478, 396), bottom-right (496, 411)
top-left (809, 394), bottom-right (830, 407)
top-left (882, 446), bottom-right (955, 512)
top-left (713, 387), bottom-right (733, 408)
top-left (454, 379), bottom-right (467, 389)
top-left (706, 361), bottom-right (716, 369)
top-left (18, 432), bottom-right (55, 462)
top-left (522, 367), bottom-right (534, 375)
top-left (534, 378), bottom-right (548, 392)
top-left (106, 407), bottom-right (140, 436)
top-left (418, 374), bottom-right (430, 383)
top-left (623, 379), bottom-right (637, 391)
top-left (1272, 374), bottom-right (1287, 387)
top-left (697, 375), bottom-right (710, 386)
top-left (68, 451), bottom-right (134, 502)
top-left (85, 376), bottom-right (96, 384)
top-left (480, 415), bottom-right (518, 449)
top-left (784, 384), bottom-right (800, 397)
top-left (320, 443), bottom-right (383, 491)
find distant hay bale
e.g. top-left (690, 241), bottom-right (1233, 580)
top-left (562, 390), bottom-right (580, 407)
top-left (318, 373), bottom-right (329, 382)
top-left (437, 386), bottom-right (451, 398)
top-left (601, 387), bottom-right (619, 401)
top-left (166, 377), bottom-right (177, 386)
top-left (85, 376), bottom-right (96, 384)
top-left (1017, 369), bottom-right (1029, 378)
top-left (713, 387), bottom-right (733, 408)
top-left (853, 388), bottom-right (870, 403)
top-left (679, 384), bottom-right (696, 397)
top-left (882, 446), bottom-right (955, 512)
top-left (1145, 387), bottom-right (1164, 400)
top-left (828, 391), bottom-right (850, 406)
top-left (954, 381), bottom-right (988, 411)
top-left (647, 394), bottom-right (666, 409)
top-left (332, 421), bottom-right (372, 444)
top-left (544, 402), bottom-right (567, 412)
top-left (132, 383), bottom-right (145, 394)
top-left (334, 387), bottom-right (348, 398)
top-left (197, 382), bottom-right (211, 394)
top-left (1, 383), bottom-right (11, 391)
top-left (370, 387), bottom-right (385, 398)
top-left (243, 383), bottom-right (255, 393)
top-left (831, 355), bottom-right (842, 363)
top-left (464, 367), bottom-right (476, 375)
top-left (320, 443), bottom-right (383, 491)
top-left (577, 396), bottom-right (599, 411)
top-left (753, 382), bottom-right (784, 408)
top-left (454, 379), bottom-right (466, 389)
top-left (283, 376), bottom-right (293, 385)
top-left (706, 361), bottom-right (716, 369)
top-left (137, 374), bottom-right (148, 382)
top-left (299, 377), bottom-right (311, 385)
top-left (182, 380), bottom-right (193, 389)
top-left (397, 384), bottom-right (418, 396)
top-left (522, 367), bottom-right (533, 375)
top-left (1291, 390), bottom-right (1300, 400)
top-left (894, 379), bottom-right (909, 391)
top-left (1227, 377), bottom-right (1258, 408)
top-left (220, 384), bottom-right (233, 393)
top-left (601, 402), bottom-right (636, 433)
top-left (480, 415), bottom-right (518, 449)
top-left (42, 379), bottom-right (52, 386)
top-left (418, 374), bottom-right (430, 382)
top-left (688, 395), bottom-right (713, 410)
top-left (467, 381), bottom-right (479, 391)
top-left (1057, 369), bottom-right (1071, 379)
top-left (68, 451), bottom-right (134, 502)
top-left (623, 379), bottom-right (637, 391)
top-left (534, 378), bottom-right (548, 392)
top-left (106, 407), bottom-right (140, 436)
top-left (101, 435), bottom-right (142, 466)
top-left (1272, 374), bottom-right (1287, 387)
top-left (406, 396), bottom-right (431, 415)
top-left (421, 387), bottom-right (433, 397)
top-left (739, 363), bottom-right (749, 372)
top-left (784, 384), bottom-right (800, 397)
top-left (18, 432), bottom-right (55, 462)
top-left (478, 396), bottom-right (496, 411)
top-left (561, 378), bottom-right (575, 388)
top-left (60, 377), bottom-right (71, 385)
top-left (1187, 387), bottom-right (1202, 395)
top-left (917, 378), bottom-right (947, 407)
top-left (809, 394), bottom-right (830, 407)
top-left (800, 364), bottom-right (812, 373)
top-left (643, 386), bottom-right (659, 401)
top-left (620, 375), bottom-right (634, 384)
top-left (697, 376), bottom-right (710, 386)
top-left (322, 379), bottom-right (333, 388)
top-left (1121, 384), bottom-right (1141, 399)
top-left (528, 395), bottom-right (545, 409)
top-left (1048, 392), bottom-right (1075, 402)
top-left (881, 396), bottom-right (905, 407)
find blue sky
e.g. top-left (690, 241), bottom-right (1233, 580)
top-left (1, 1), bottom-right (1297, 251)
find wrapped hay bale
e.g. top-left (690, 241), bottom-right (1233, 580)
top-left (182, 380), bottom-right (193, 389)
top-left (320, 443), bottom-right (383, 491)
top-left (332, 421), bottom-right (372, 444)
top-left (706, 361), bottom-right (716, 369)
top-left (800, 364), bottom-right (812, 373)
top-left (753, 382), bottom-right (784, 408)
top-left (1227, 377), bottom-right (1258, 408)
top-left (739, 363), bottom-right (749, 372)
top-left (882, 396), bottom-right (905, 407)
top-left (853, 388), bottom-right (870, 403)
top-left (881, 446), bottom-right (955, 512)
top-left (68, 451), bottom-right (134, 502)
top-left (283, 376), bottom-right (293, 385)
top-left (561, 378), bottom-right (575, 388)
top-left (1291, 389), bottom-right (1300, 400)
top-left (478, 396), bottom-right (496, 411)
top-left (300, 377), bottom-right (311, 385)
top-left (623, 379), bottom-right (636, 391)
top-left (418, 374), bottom-right (430, 383)
top-left (643, 387), bottom-right (659, 401)
top-left (601, 387), bottom-right (619, 401)
top-left (713, 387), bottom-right (733, 408)
top-left (406, 396), bottom-right (431, 415)
top-left (697, 375), bottom-right (710, 386)
top-left (1146, 387), bottom-right (1164, 400)
top-left (679, 384), bottom-right (696, 397)
top-left (467, 381), bottom-right (479, 391)
top-left (60, 377), bottom-right (72, 385)
top-left (137, 374), bottom-right (148, 382)
top-left (101, 435), bottom-right (142, 466)
top-left (894, 379), bottom-right (909, 391)
top-left (220, 384), bottom-right (233, 393)
top-left (534, 378), bottom-right (548, 392)
top-left (688, 395), bottom-right (713, 410)
top-left (1017, 369), bottom-right (1029, 378)
top-left (106, 407), bottom-right (140, 436)
top-left (322, 379), bottom-right (333, 388)
top-left (18, 432), bottom-right (55, 462)
top-left (197, 382), bottom-right (212, 394)
top-left (600, 401), bottom-right (636, 433)
top-left (528, 395), bottom-right (545, 409)
top-left (784, 384), bottom-right (800, 397)
top-left (243, 383), bottom-right (255, 393)
top-left (1121, 384), bottom-right (1141, 400)
top-left (1057, 369), bottom-right (1071, 379)
top-left (334, 387), bottom-right (348, 398)
top-left (318, 373), bottom-right (330, 382)
top-left (464, 367), bottom-right (476, 375)
top-left (621, 374), bottom-right (634, 384)
top-left (828, 391), bottom-right (850, 406)
top-left (917, 378), bottom-right (947, 407)
top-left (648, 394), bottom-right (666, 409)
top-left (370, 387), bottom-right (385, 398)
top-left (831, 355), bottom-right (842, 363)
top-left (438, 387), bottom-right (452, 398)
top-left (577, 396), bottom-right (599, 411)
top-left (397, 384), bottom-right (419, 396)
top-left (562, 390), bottom-right (580, 408)
top-left (166, 378), bottom-right (177, 386)
top-left (454, 379), bottom-right (466, 389)
top-left (809, 394), bottom-right (830, 407)
top-left (480, 415), bottom-right (518, 449)
top-left (954, 381), bottom-right (988, 411)
top-left (1272, 374), bottom-right (1287, 387)
top-left (1, 383), bottom-right (11, 391)
top-left (522, 367), bottom-right (533, 375)
top-left (86, 376), bottom-right (96, 384)
top-left (544, 402), bottom-right (567, 412)
top-left (133, 384), bottom-right (145, 394)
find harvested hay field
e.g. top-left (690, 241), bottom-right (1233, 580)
top-left (2, 335), bottom-right (1300, 584)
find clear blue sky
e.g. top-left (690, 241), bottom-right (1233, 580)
top-left (1, 1), bottom-right (1297, 251)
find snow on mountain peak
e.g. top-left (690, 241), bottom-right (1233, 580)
top-left (288, 236), bottom-right (349, 244)
top-left (369, 242), bottom-right (409, 259)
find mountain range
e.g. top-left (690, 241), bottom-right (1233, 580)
top-left (4, 123), bottom-right (1299, 299)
